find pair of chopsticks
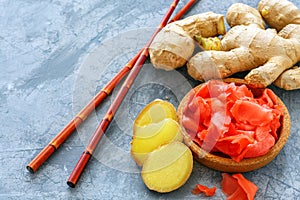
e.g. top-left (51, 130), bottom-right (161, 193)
top-left (27, 0), bottom-right (197, 188)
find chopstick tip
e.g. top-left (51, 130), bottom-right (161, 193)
top-left (26, 165), bottom-right (35, 173)
top-left (67, 181), bottom-right (76, 188)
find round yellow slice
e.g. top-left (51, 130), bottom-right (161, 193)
top-left (131, 118), bottom-right (183, 166)
top-left (133, 99), bottom-right (178, 129)
top-left (141, 142), bottom-right (193, 193)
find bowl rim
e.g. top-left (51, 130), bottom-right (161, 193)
top-left (177, 78), bottom-right (291, 172)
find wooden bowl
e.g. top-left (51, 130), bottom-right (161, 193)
top-left (177, 78), bottom-right (291, 172)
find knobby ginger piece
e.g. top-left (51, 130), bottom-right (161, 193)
top-left (258, 0), bottom-right (300, 31)
top-left (149, 12), bottom-right (225, 70)
top-left (141, 142), bottom-right (193, 193)
top-left (187, 1), bottom-right (300, 89)
top-left (226, 3), bottom-right (265, 29)
top-left (274, 67), bottom-right (300, 90)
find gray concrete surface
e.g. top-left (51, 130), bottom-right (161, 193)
top-left (1, 0), bottom-right (300, 199)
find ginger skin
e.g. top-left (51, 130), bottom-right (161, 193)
top-left (149, 12), bottom-right (225, 71)
top-left (274, 66), bottom-right (300, 90)
top-left (187, 1), bottom-right (300, 89)
top-left (258, 0), bottom-right (300, 31)
top-left (258, 0), bottom-right (300, 90)
top-left (243, 24), bottom-right (300, 88)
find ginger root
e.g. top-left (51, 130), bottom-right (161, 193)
top-left (149, 12), bottom-right (225, 70)
top-left (258, 0), bottom-right (300, 31)
top-left (258, 0), bottom-right (300, 89)
top-left (274, 66), bottom-right (300, 90)
top-left (187, 0), bottom-right (300, 89)
top-left (226, 3), bottom-right (265, 29)
top-left (141, 142), bottom-right (193, 193)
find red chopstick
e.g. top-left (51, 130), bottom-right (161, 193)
top-left (66, 0), bottom-right (181, 188)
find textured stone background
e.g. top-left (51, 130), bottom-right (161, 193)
top-left (0, 0), bottom-right (299, 199)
